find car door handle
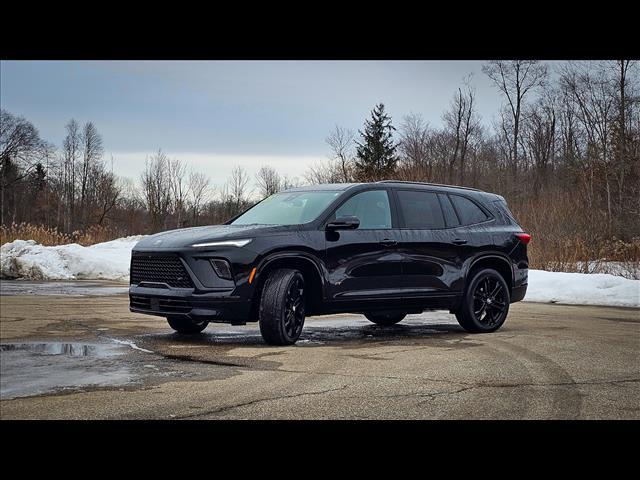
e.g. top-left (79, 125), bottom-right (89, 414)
top-left (452, 238), bottom-right (468, 245)
top-left (380, 239), bottom-right (398, 247)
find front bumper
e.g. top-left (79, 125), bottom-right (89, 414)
top-left (129, 285), bottom-right (252, 324)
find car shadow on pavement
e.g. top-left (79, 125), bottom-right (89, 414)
top-left (139, 321), bottom-right (479, 353)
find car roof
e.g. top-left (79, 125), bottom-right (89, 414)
top-left (284, 181), bottom-right (489, 196)
top-left (283, 183), bottom-right (362, 192)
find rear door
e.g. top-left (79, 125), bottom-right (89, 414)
top-left (394, 189), bottom-right (464, 294)
top-left (323, 188), bottom-right (404, 300)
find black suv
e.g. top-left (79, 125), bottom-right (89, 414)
top-left (130, 181), bottom-right (529, 345)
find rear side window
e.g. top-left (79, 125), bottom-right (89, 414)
top-left (438, 193), bottom-right (460, 228)
top-left (450, 194), bottom-right (488, 225)
top-left (492, 199), bottom-right (518, 225)
top-left (396, 190), bottom-right (445, 229)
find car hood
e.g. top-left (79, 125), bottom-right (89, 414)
top-left (133, 224), bottom-right (290, 250)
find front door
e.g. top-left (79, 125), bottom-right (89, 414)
top-left (324, 189), bottom-right (404, 300)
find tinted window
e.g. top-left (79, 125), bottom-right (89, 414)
top-left (396, 190), bottom-right (445, 229)
top-left (334, 190), bottom-right (392, 229)
top-left (450, 195), bottom-right (488, 225)
top-left (232, 191), bottom-right (341, 225)
top-left (492, 199), bottom-right (517, 225)
top-left (438, 193), bottom-right (460, 227)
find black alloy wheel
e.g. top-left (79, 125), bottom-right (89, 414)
top-left (472, 275), bottom-right (508, 326)
top-left (455, 268), bottom-right (510, 333)
top-left (259, 269), bottom-right (306, 345)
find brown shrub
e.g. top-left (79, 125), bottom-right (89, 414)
top-left (0, 223), bottom-right (122, 247)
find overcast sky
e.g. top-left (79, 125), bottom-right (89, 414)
top-left (1, 60), bottom-right (518, 190)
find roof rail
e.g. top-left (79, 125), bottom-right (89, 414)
top-left (375, 180), bottom-right (481, 192)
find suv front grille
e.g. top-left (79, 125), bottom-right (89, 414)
top-left (130, 254), bottom-right (194, 288)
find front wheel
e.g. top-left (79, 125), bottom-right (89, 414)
top-left (455, 268), bottom-right (510, 333)
top-left (364, 312), bottom-right (406, 326)
top-left (259, 269), bottom-right (306, 345)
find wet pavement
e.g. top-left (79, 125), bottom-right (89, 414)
top-left (0, 280), bottom-right (638, 419)
top-left (0, 280), bottom-right (129, 296)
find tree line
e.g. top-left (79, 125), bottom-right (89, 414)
top-left (1, 60), bottom-right (638, 273)
top-left (307, 60), bottom-right (639, 273)
top-left (0, 114), bottom-right (299, 236)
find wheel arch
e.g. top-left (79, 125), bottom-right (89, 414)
top-left (250, 252), bottom-right (326, 320)
top-left (465, 254), bottom-right (514, 292)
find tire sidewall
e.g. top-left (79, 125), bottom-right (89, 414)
top-left (463, 268), bottom-right (510, 332)
top-left (259, 268), bottom-right (306, 345)
top-left (279, 271), bottom-right (306, 343)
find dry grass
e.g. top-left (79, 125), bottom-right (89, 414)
top-left (0, 223), bottom-right (122, 247)
top-left (511, 189), bottom-right (640, 279)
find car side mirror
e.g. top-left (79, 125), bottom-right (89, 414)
top-left (326, 215), bottom-right (360, 231)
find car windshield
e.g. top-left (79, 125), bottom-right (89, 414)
top-left (231, 191), bottom-right (342, 226)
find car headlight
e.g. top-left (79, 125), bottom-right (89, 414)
top-left (191, 238), bottom-right (253, 249)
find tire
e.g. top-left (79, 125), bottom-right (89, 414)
top-left (455, 268), bottom-right (510, 333)
top-left (167, 316), bottom-right (209, 334)
top-left (259, 269), bottom-right (306, 345)
top-left (364, 312), bottom-right (407, 326)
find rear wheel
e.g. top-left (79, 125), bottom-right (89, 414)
top-left (456, 268), bottom-right (510, 333)
top-left (259, 269), bottom-right (306, 345)
top-left (167, 316), bottom-right (209, 334)
top-left (364, 312), bottom-right (407, 326)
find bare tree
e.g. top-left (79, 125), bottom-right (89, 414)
top-left (255, 165), bottom-right (281, 198)
top-left (167, 157), bottom-right (189, 228)
top-left (228, 165), bottom-right (250, 213)
top-left (443, 78), bottom-right (480, 184)
top-left (94, 169), bottom-right (121, 225)
top-left (140, 150), bottom-right (172, 232)
top-left (78, 122), bottom-right (104, 226)
top-left (0, 110), bottom-right (51, 224)
top-left (325, 126), bottom-right (355, 182)
top-left (523, 93), bottom-right (557, 194)
top-left (483, 61), bottom-right (548, 181)
top-left (280, 175), bottom-right (299, 190)
top-left (188, 169), bottom-right (212, 225)
top-left (304, 159), bottom-right (343, 184)
top-left (398, 113), bottom-right (431, 179)
top-left (61, 119), bottom-right (81, 230)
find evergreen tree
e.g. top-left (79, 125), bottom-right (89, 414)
top-left (354, 103), bottom-right (398, 181)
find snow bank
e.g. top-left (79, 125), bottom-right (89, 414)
top-left (526, 269), bottom-right (639, 308)
top-left (1, 237), bottom-right (638, 307)
top-left (0, 237), bottom-right (144, 281)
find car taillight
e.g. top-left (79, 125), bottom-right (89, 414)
top-left (515, 233), bottom-right (531, 245)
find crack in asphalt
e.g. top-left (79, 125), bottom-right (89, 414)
top-left (379, 377), bottom-right (640, 404)
top-left (261, 366), bottom-right (470, 385)
top-left (174, 384), bottom-right (350, 419)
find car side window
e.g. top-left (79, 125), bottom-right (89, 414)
top-left (450, 194), bottom-right (488, 225)
top-left (438, 193), bottom-right (460, 228)
top-left (396, 190), bottom-right (445, 229)
top-left (334, 190), bottom-right (392, 229)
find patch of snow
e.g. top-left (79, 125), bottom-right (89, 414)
top-left (525, 269), bottom-right (639, 308)
top-left (0, 236), bottom-right (144, 281)
top-left (1, 236), bottom-right (638, 308)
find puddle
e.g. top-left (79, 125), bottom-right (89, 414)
top-left (0, 342), bottom-right (123, 357)
top-left (0, 280), bottom-right (128, 296)
top-left (0, 341), bottom-right (134, 400)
